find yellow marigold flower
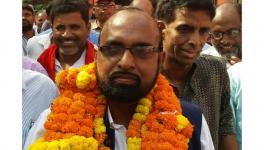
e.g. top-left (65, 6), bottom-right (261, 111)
top-left (55, 70), bottom-right (64, 86)
top-left (133, 113), bottom-right (146, 122)
top-left (29, 137), bottom-right (47, 150)
top-left (93, 118), bottom-right (106, 134)
top-left (135, 105), bottom-right (149, 115)
top-left (85, 137), bottom-right (98, 150)
top-left (68, 135), bottom-right (84, 145)
top-left (93, 118), bottom-right (104, 126)
top-left (59, 139), bottom-right (70, 150)
top-left (47, 140), bottom-right (59, 150)
top-left (141, 124), bottom-right (148, 133)
top-left (127, 137), bottom-right (141, 150)
top-left (95, 125), bottom-right (106, 134)
top-left (176, 115), bottom-right (190, 130)
top-left (76, 71), bottom-right (92, 89)
top-left (139, 98), bottom-right (152, 107)
top-left (80, 63), bottom-right (95, 73)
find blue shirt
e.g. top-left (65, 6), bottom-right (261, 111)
top-left (22, 69), bottom-right (59, 147)
top-left (228, 62), bottom-right (242, 150)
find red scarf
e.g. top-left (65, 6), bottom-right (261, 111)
top-left (38, 41), bottom-right (95, 81)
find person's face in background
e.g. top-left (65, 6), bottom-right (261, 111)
top-left (130, 0), bottom-right (153, 16)
top-left (52, 12), bottom-right (90, 56)
top-left (163, 8), bottom-right (211, 67)
top-left (22, 9), bottom-right (35, 32)
top-left (35, 12), bottom-right (47, 29)
top-left (93, 0), bottom-right (117, 26)
top-left (210, 7), bottom-right (241, 59)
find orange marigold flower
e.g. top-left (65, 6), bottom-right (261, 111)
top-left (141, 131), bottom-right (159, 141)
top-left (78, 126), bottom-right (93, 137)
top-left (67, 101), bottom-right (85, 115)
top-left (44, 120), bottom-right (62, 131)
top-left (32, 70), bottom-right (192, 150)
top-left (84, 97), bottom-right (97, 106)
top-left (181, 123), bottom-right (193, 138)
top-left (127, 120), bottom-right (141, 137)
top-left (56, 70), bottom-right (68, 89)
top-left (48, 113), bottom-right (68, 123)
top-left (68, 114), bottom-right (84, 123)
top-left (61, 121), bottom-right (80, 133)
top-left (73, 92), bottom-right (86, 101)
top-left (44, 130), bottom-right (63, 141)
top-left (80, 118), bottom-right (93, 128)
top-left (84, 104), bottom-right (97, 115)
top-left (66, 68), bottom-right (79, 88)
top-left (95, 105), bottom-right (106, 118)
top-left (95, 133), bottom-right (107, 145)
top-left (61, 90), bottom-right (74, 99)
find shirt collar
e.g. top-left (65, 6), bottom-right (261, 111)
top-left (107, 106), bottom-right (125, 130)
top-left (55, 49), bottom-right (86, 73)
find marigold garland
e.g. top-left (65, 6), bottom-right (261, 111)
top-left (28, 62), bottom-right (193, 150)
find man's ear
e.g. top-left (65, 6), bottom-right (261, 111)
top-left (156, 20), bottom-right (165, 31)
top-left (156, 20), bottom-right (166, 41)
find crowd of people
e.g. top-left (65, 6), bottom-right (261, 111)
top-left (22, 0), bottom-right (242, 150)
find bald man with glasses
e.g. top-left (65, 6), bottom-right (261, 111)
top-left (202, 3), bottom-right (242, 68)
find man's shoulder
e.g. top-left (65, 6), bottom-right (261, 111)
top-left (28, 33), bottom-right (50, 42)
top-left (180, 100), bottom-right (202, 116)
top-left (196, 54), bottom-right (226, 70)
top-left (23, 69), bottom-right (55, 89)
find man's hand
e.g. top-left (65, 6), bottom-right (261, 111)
top-left (219, 135), bottom-right (238, 150)
top-left (228, 56), bottom-right (241, 65)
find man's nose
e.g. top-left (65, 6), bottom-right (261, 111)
top-left (117, 49), bottom-right (136, 71)
top-left (187, 31), bottom-right (200, 48)
top-left (62, 29), bottom-right (73, 38)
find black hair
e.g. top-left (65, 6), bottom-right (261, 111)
top-left (115, 0), bottom-right (132, 6)
top-left (155, 0), bottom-right (215, 24)
top-left (50, 0), bottom-right (89, 24)
top-left (22, 3), bottom-right (35, 15)
top-left (45, 1), bottom-right (52, 17)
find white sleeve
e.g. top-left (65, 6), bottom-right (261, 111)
top-left (23, 109), bottom-right (50, 150)
top-left (200, 114), bottom-right (215, 150)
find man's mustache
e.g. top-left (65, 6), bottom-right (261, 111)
top-left (109, 71), bottom-right (140, 82)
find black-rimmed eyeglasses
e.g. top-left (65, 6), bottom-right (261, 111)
top-left (98, 45), bottom-right (160, 60)
top-left (210, 28), bottom-right (241, 40)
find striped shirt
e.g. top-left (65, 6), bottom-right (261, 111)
top-left (22, 69), bottom-right (59, 147)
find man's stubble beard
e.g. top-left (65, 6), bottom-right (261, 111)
top-left (22, 19), bottom-right (33, 33)
top-left (96, 58), bottom-right (161, 103)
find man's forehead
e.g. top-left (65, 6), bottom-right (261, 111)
top-left (170, 8), bottom-right (211, 26)
top-left (100, 9), bottom-right (160, 43)
top-left (23, 9), bottom-right (33, 14)
top-left (107, 10), bottom-right (155, 27)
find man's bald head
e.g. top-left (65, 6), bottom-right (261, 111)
top-left (130, 0), bottom-right (153, 16)
top-left (100, 7), bottom-right (161, 46)
top-left (215, 3), bottom-right (241, 23)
